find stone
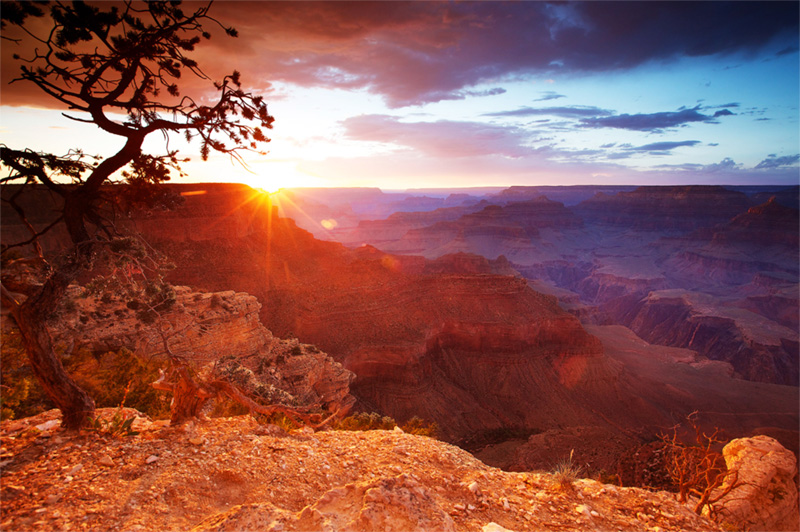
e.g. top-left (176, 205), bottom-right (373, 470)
top-left (711, 436), bottom-right (799, 532)
top-left (98, 455), bottom-right (114, 467)
top-left (145, 455), bottom-right (159, 464)
top-left (35, 420), bottom-right (60, 432)
top-left (483, 523), bottom-right (516, 532)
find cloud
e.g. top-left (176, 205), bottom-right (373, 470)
top-left (484, 106), bottom-right (613, 119)
top-left (3, 1), bottom-right (797, 109)
top-left (580, 106), bottom-right (731, 132)
top-left (341, 114), bottom-right (538, 158)
top-left (626, 140), bottom-right (701, 153)
top-left (755, 154), bottom-right (800, 169)
top-left (704, 158), bottom-right (739, 172)
top-left (533, 91), bottom-right (566, 102)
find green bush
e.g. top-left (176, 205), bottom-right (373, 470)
top-left (335, 411), bottom-right (397, 431)
top-left (400, 416), bottom-right (439, 439)
top-left (63, 347), bottom-right (170, 419)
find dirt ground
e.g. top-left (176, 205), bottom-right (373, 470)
top-left (0, 409), bottom-right (721, 532)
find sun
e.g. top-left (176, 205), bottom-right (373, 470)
top-left (239, 162), bottom-right (322, 193)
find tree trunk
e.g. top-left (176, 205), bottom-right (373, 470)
top-left (2, 252), bottom-right (96, 430)
top-left (15, 304), bottom-right (95, 430)
top-left (169, 367), bottom-right (213, 425)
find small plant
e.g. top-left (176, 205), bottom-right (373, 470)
top-left (335, 411), bottom-right (397, 431)
top-left (86, 408), bottom-right (139, 437)
top-left (552, 450), bottom-right (583, 491)
top-left (254, 411), bottom-right (299, 431)
top-left (85, 381), bottom-right (139, 437)
top-left (400, 416), bottom-right (439, 439)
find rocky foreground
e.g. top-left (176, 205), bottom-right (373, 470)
top-left (2, 410), bottom-right (796, 532)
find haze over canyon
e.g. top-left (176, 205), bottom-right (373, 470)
top-left (4, 182), bottom-right (797, 476)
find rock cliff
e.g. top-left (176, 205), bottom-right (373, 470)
top-left (377, 198), bottom-right (583, 262)
top-left (43, 284), bottom-right (356, 415)
top-left (601, 290), bottom-right (799, 385)
top-left (573, 185), bottom-right (753, 232)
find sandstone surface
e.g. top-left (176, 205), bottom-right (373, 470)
top-left (32, 282), bottom-right (357, 415)
top-left (0, 411), bottom-right (724, 532)
top-left (712, 435), bottom-right (799, 532)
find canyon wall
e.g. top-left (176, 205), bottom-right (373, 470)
top-left (3, 183), bottom-right (797, 471)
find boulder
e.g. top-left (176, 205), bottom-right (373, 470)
top-left (712, 435), bottom-right (799, 531)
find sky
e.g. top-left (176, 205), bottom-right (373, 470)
top-left (1, 1), bottom-right (799, 192)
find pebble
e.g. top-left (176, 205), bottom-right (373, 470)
top-left (189, 437), bottom-right (204, 445)
top-left (98, 455), bottom-right (114, 467)
top-left (482, 523), bottom-right (516, 532)
top-left (145, 455), bottom-right (159, 464)
top-left (468, 481), bottom-right (480, 494)
top-left (68, 464), bottom-right (83, 476)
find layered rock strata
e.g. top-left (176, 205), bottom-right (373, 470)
top-left (45, 284), bottom-right (356, 414)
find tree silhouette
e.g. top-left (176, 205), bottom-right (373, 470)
top-left (0, 1), bottom-right (274, 429)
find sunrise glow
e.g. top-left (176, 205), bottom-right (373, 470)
top-left (1, 2), bottom-right (797, 189)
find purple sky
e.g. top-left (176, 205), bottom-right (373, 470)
top-left (2, 1), bottom-right (798, 190)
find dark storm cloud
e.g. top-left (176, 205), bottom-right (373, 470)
top-left (581, 107), bottom-right (732, 131)
top-left (3, 1), bottom-right (798, 108)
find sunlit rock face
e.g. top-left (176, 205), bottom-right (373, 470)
top-left (70, 185), bottom-right (633, 442)
top-left (41, 283), bottom-right (356, 414)
top-left (4, 183), bottom-right (798, 469)
top-left (712, 436), bottom-right (799, 532)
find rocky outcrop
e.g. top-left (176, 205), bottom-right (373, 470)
top-left (574, 185), bottom-right (753, 232)
top-left (601, 290), bottom-right (799, 385)
top-left (383, 198), bottom-right (582, 262)
top-left (1, 412), bottom-right (723, 532)
top-left (713, 197), bottom-right (800, 248)
top-left (712, 436), bottom-right (799, 532)
top-left (45, 284), bottom-right (356, 414)
top-left (334, 201), bottom-right (489, 245)
top-left (496, 185), bottom-right (637, 206)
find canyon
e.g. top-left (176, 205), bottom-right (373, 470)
top-left (1, 183), bottom-right (798, 477)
